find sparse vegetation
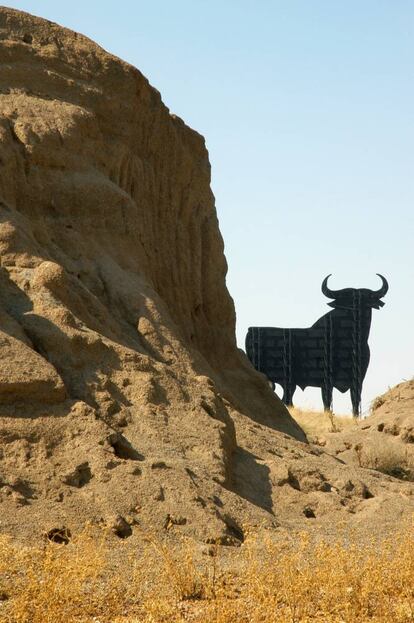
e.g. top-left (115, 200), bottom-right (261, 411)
top-left (354, 439), bottom-right (414, 481)
top-left (370, 394), bottom-right (386, 412)
top-left (289, 407), bottom-right (356, 441)
top-left (289, 408), bottom-right (414, 482)
top-left (1, 522), bottom-right (414, 622)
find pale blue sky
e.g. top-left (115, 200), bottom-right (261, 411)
top-left (6, 1), bottom-right (414, 413)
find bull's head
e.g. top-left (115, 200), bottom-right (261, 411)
top-left (321, 274), bottom-right (388, 309)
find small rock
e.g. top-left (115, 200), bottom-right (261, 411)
top-left (46, 527), bottom-right (71, 544)
top-left (154, 486), bottom-right (165, 501)
top-left (151, 461), bottom-right (170, 469)
top-left (303, 506), bottom-right (316, 518)
top-left (127, 465), bottom-right (142, 476)
top-left (11, 490), bottom-right (27, 506)
top-left (61, 462), bottom-right (92, 488)
top-left (164, 514), bottom-right (186, 529)
top-left (106, 514), bottom-right (132, 539)
top-left (125, 514), bottom-right (139, 525)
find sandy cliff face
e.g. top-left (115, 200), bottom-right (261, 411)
top-left (0, 8), bottom-right (413, 545)
top-left (0, 6), bottom-right (304, 542)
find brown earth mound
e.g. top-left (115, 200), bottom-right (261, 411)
top-left (307, 381), bottom-right (414, 481)
top-left (0, 7), bottom-right (413, 547)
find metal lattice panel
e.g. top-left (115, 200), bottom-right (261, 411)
top-left (245, 274), bottom-right (388, 416)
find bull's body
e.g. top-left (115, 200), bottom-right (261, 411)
top-left (245, 275), bottom-right (388, 416)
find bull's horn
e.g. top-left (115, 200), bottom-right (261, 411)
top-left (321, 274), bottom-right (339, 298)
top-left (373, 274), bottom-right (389, 298)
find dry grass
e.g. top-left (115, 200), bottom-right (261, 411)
top-left (289, 407), bottom-right (356, 441)
top-left (1, 522), bottom-right (414, 622)
top-left (354, 439), bottom-right (414, 481)
top-left (289, 408), bottom-right (414, 481)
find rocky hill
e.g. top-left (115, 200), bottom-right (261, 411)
top-left (0, 7), bottom-right (413, 547)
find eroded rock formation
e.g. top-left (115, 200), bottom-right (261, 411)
top-left (0, 8), bottom-right (412, 545)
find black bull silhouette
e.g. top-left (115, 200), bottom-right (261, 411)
top-left (245, 274), bottom-right (388, 416)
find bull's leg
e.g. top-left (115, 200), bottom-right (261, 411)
top-left (321, 384), bottom-right (333, 412)
top-left (283, 384), bottom-right (296, 407)
top-left (350, 383), bottom-right (362, 417)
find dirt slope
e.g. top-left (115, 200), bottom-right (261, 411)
top-left (308, 381), bottom-right (414, 481)
top-left (0, 7), bottom-right (413, 547)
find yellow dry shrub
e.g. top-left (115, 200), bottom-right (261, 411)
top-left (0, 527), bottom-right (115, 623)
top-left (0, 521), bottom-right (413, 623)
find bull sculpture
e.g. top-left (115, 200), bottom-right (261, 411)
top-left (245, 274), bottom-right (388, 416)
